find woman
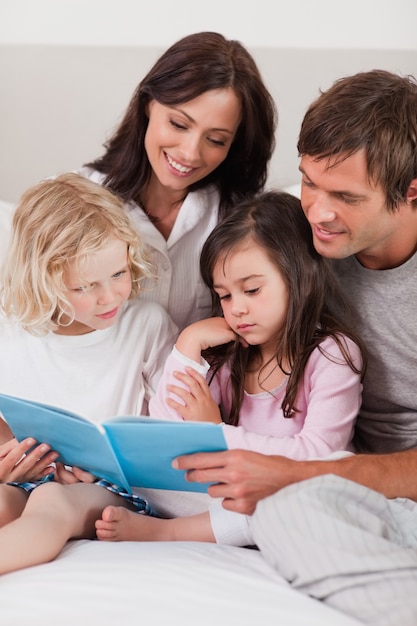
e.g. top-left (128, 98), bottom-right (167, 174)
top-left (78, 31), bottom-right (277, 330)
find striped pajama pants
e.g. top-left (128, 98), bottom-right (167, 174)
top-left (250, 474), bottom-right (417, 626)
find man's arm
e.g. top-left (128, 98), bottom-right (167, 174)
top-left (173, 448), bottom-right (417, 515)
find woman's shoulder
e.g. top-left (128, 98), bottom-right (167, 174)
top-left (74, 165), bottom-right (106, 186)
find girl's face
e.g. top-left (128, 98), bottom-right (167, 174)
top-left (144, 88), bottom-right (241, 193)
top-left (212, 240), bottom-right (289, 356)
top-left (57, 239), bottom-right (132, 336)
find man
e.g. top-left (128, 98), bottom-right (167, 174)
top-left (174, 70), bottom-right (417, 625)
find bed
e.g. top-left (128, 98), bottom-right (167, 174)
top-left (0, 539), bottom-right (363, 626)
top-left (1, 41), bottom-right (416, 625)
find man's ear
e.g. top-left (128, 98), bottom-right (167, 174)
top-left (406, 178), bottom-right (417, 202)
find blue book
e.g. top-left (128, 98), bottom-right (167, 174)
top-left (0, 393), bottom-right (227, 494)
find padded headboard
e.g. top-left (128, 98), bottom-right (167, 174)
top-left (0, 44), bottom-right (416, 203)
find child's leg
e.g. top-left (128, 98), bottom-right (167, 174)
top-left (96, 499), bottom-right (254, 546)
top-left (0, 481), bottom-right (133, 575)
top-left (0, 484), bottom-right (29, 526)
top-left (96, 506), bottom-right (216, 543)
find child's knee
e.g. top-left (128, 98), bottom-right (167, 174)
top-left (26, 481), bottom-right (74, 517)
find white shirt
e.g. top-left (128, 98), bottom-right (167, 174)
top-left (0, 299), bottom-right (178, 423)
top-left (77, 167), bottom-right (219, 331)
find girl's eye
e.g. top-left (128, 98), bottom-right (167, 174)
top-left (218, 294), bottom-right (231, 301)
top-left (245, 288), bottom-right (260, 295)
top-left (112, 270), bottom-right (126, 279)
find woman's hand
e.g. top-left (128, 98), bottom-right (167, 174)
top-left (167, 367), bottom-right (222, 424)
top-left (0, 437), bottom-right (58, 483)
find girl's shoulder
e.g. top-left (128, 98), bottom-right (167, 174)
top-left (120, 299), bottom-right (178, 341)
top-left (309, 333), bottom-right (362, 369)
top-left (0, 313), bottom-right (20, 337)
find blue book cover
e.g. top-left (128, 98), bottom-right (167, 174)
top-left (0, 393), bottom-right (227, 493)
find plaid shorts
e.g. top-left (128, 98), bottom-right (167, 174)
top-left (8, 475), bottom-right (154, 515)
top-left (94, 478), bottom-right (154, 515)
top-left (8, 474), bottom-right (55, 493)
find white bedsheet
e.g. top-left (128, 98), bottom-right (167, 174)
top-left (0, 539), bottom-right (363, 625)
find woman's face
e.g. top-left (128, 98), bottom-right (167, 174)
top-left (144, 88), bottom-right (242, 193)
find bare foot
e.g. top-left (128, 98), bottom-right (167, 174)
top-left (95, 506), bottom-right (175, 542)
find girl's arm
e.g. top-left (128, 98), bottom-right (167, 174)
top-left (222, 336), bottom-right (363, 459)
top-left (175, 317), bottom-right (236, 361)
top-left (149, 317), bottom-right (235, 423)
top-left (149, 346), bottom-right (214, 421)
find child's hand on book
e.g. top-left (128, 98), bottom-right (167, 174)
top-left (55, 462), bottom-right (97, 485)
top-left (167, 367), bottom-right (222, 424)
top-left (0, 437), bottom-right (58, 483)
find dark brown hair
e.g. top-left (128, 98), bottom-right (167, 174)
top-left (297, 69), bottom-right (417, 211)
top-left (87, 32), bottom-right (277, 219)
top-left (200, 191), bottom-right (367, 425)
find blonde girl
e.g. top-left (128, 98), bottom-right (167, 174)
top-left (0, 173), bottom-right (177, 574)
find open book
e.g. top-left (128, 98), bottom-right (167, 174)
top-left (0, 393), bottom-right (227, 493)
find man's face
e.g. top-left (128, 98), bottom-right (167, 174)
top-left (299, 150), bottom-right (402, 269)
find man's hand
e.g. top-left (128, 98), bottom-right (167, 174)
top-left (0, 437), bottom-right (58, 483)
top-left (173, 450), bottom-right (299, 515)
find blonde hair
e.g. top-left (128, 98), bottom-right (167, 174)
top-left (0, 173), bottom-right (155, 335)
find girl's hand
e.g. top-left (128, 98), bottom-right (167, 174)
top-left (167, 367), bottom-right (222, 424)
top-left (54, 462), bottom-right (97, 484)
top-left (0, 437), bottom-right (58, 483)
top-left (176, 317), bottom-right (237, 362)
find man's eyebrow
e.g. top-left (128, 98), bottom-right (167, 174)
top-left (299, 166), bottom-right (367, 200)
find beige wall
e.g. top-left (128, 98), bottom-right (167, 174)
top-left (0, 44), bottom-right (416, 203)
